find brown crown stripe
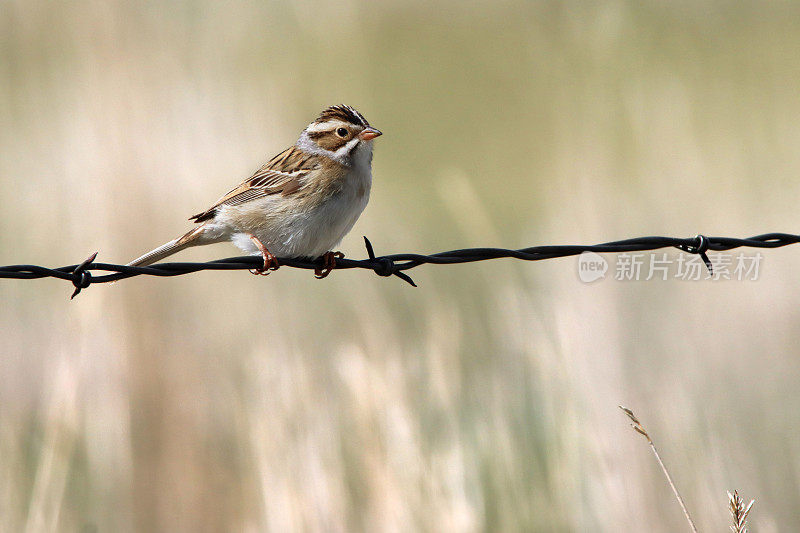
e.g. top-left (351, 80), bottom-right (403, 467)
top-left (316, 105), bottom-right (369, 127)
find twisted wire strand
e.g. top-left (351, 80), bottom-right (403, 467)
top-left (1, 233), bottom-right (798, 298)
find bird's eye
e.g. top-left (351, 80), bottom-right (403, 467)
top-left (336, 127), bottom-right (348, 138)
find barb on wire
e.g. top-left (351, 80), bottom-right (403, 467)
top-left (1, 233), bottom-right (798, 299)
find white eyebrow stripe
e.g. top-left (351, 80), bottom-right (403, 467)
top-left (305, 119), bottom-right (350, 133)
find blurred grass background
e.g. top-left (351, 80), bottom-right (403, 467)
top-left (2, 1), bottom-right (800, 531)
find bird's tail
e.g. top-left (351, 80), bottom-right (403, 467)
top-left (127, 226), bottom-right (211, 267)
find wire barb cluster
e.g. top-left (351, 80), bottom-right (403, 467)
top-left (1, 233), bottom-right (798, 299)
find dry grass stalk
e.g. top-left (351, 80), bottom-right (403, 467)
top-left (727, 490), bottom-right (754, 533)
top-left (619, 406), bottom-right (698, 533)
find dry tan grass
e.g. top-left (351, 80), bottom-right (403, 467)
top-left (1, 1), bottom-right (800, 531)
top-left (622, 406), bottom-right (758, 532)
top-left (620, 406), bottom-right (698, 532)
top-left (728, 490), bottom-right (755, 533)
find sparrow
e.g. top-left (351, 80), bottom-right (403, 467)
top-left (127, 105), bottom-right (381, 278)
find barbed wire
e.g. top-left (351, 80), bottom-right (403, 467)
top-left (1, 233), bottom-right (798, 299)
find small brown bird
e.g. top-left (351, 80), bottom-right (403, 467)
top-left (127, 105), bottom-right (381, 278)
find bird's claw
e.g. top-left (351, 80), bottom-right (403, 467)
top-left (248, 235), bottom-right (280, 275)
top-left (315, 251), bottom-right (344, 279)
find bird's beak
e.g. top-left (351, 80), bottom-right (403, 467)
top-left (358, 127), bottom-right (382, 141)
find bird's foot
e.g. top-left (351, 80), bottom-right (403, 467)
top-left (315, 251), bottom-right (344, 279)
top-left (248, 235), bottom-right (280, 275)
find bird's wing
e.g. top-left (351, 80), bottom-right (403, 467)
top-left (189, 147), bottom-right (318, 223)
